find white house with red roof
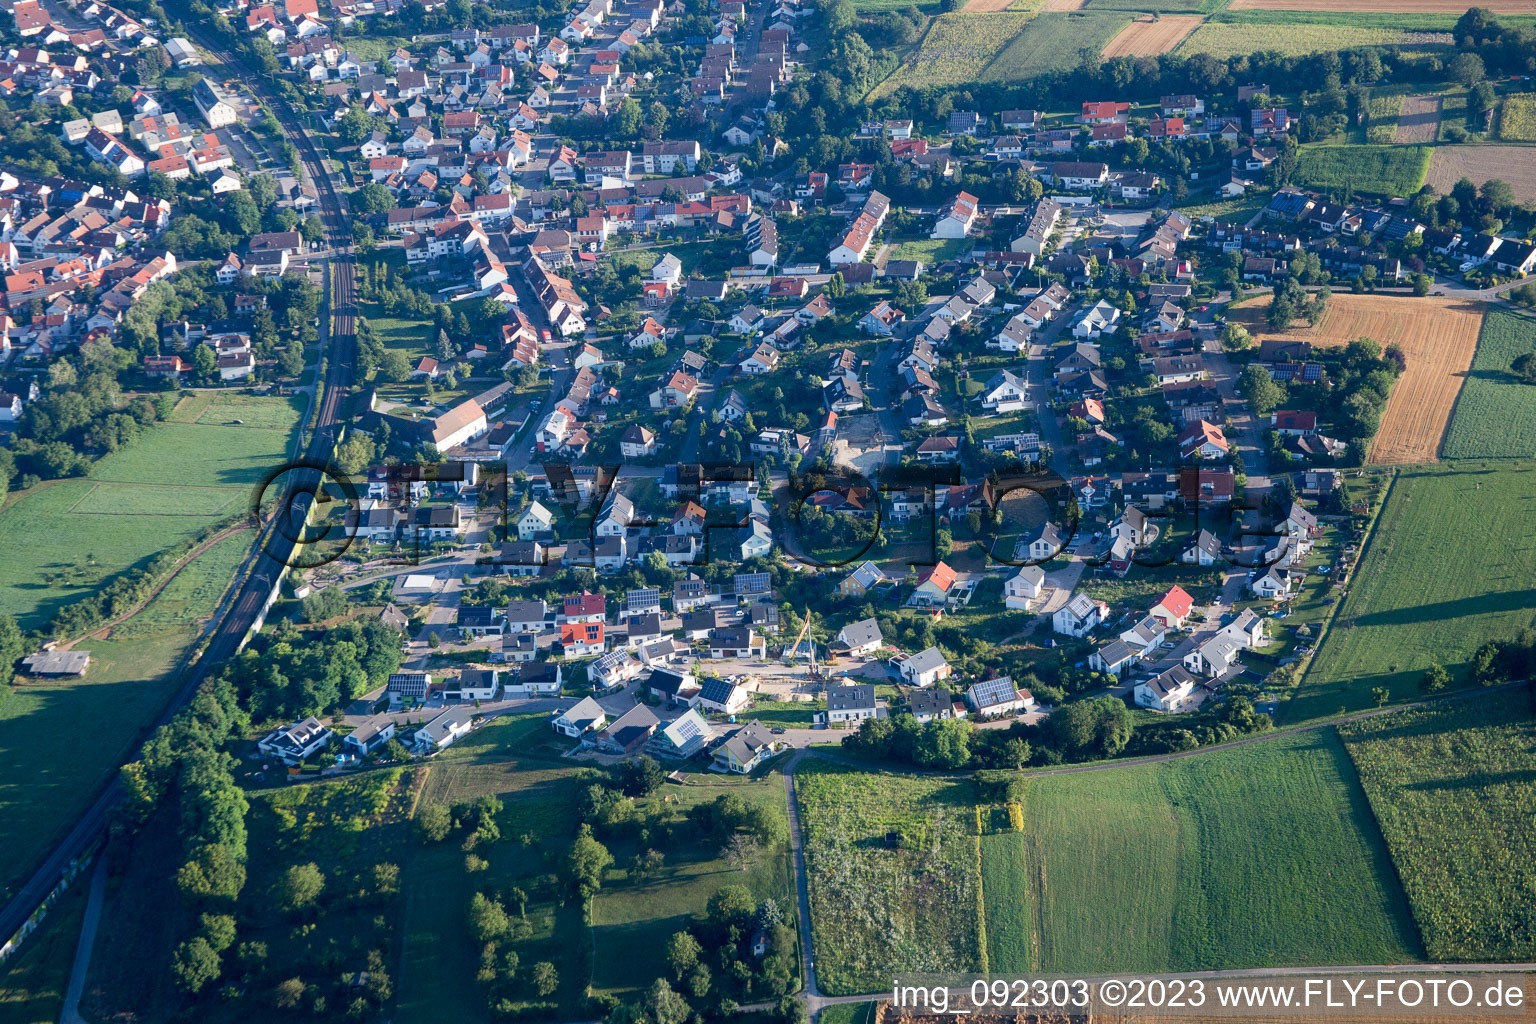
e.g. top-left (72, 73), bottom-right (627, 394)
top-left (1149, 584), bottom-right (1194, 629)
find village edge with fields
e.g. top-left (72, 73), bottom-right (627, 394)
top-left (2, 0), bottom-right (1536, 1018)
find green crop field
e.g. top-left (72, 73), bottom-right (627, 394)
top-left (984, 731), bottom-right (1420, 974)
top-left (0, 392), bottom-right (299, 629)
top-left (1179, 22), bottom-right (1449, 60)
top-left (0, 530), bottom-right (254, 899)
top-left (1442, 308), bottom-right (1536, 459)
top-left (1290, 465), bottom-right (1536, 720)
top-left (1498, 92), bottom-right (1536, 141)
top-left (980, 12), bottom-right (1130, 80)
top-left (1292, 145), bottom-right (1430, 197)
top-left (1339, 689), bottom-right (1536, 961)
top-left (871, 13), bottom-right (1033, 97)
top-left (1364, 94), bottom-right (1403, 144)
top-left (796, 762), bottom-right (982, 994)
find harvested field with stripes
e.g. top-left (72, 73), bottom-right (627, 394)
top-left (1101, 14), bottom-right (1203, 55)
top-left (1393, 94), bottom-right (1442, 143)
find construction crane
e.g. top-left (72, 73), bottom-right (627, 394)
top-left (784, 606), bottom-right (821, 683)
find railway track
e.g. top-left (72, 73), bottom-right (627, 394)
top-left (0, 28), bottom-right (357, 953)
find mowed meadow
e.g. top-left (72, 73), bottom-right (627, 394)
top-left (1289, 464), bottom-right (1536, 720)
top-left (982, 731), bottom-right (1419, 975)
top-left (800, 733), bottom-right (1420, 991)
top-left (0, 391), bottom-right (302, 630)
top-left (1340, 689), bottom-right (1536, 962)
top-left (1442, 308), bottom-right (1536, 459)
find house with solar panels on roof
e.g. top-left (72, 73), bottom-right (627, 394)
top-left (650, 708), bottom-right (713, 758)
top-left (697, 677), bottom-right (751, 715)
top-left (965, 677), bottom-right (1036, 718)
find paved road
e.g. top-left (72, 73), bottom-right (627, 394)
top-left (56, 860), bottom-right (106, 1024)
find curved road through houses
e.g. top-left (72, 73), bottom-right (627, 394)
top-left (0, 30), bottom-right (356, 955)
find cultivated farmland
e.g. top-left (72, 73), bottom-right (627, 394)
top-left (1290, 464), bottom-right (1536, 718)
top-left (1498, 92), bottom-right (1536, 141)
top-left (1100, 15), bottom-right (1203, 57)
top-left (1393, 94), bottom-right (1442, 143)
top-left (1339, 689), bottom-right (1536, 961)
top-left (1441, 308), bottom-right (1536, 459)
top-left (980, 12), bottom-right (1131, 79)
top-left (1292, 144), bottom-right (1430, 197)
top-left (1240, 294), bottom-right (1483, 464)
top-left (986, 730), bottom-right (1419, 974)
top-left (1426, 144), bottom-right (1536, 203)
top-left (1040, 0), bottom-right (1084, 8)
top-left (1364, 93), bottom-right (1403, 144)
top-left (1227, 0), bottom-right (1536, 11)
top-left (1178, 22), bottom-right (1448, 58)
top-left (796, 763), bottom-right (982, 995)
top-left (870, 13), bottom-right (1032, 97)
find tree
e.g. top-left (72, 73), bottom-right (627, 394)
top-left (280, 862), bottom-right (326, 913)
top-left (706, 883), bottom-right (756, 929)
top-left (379, 349), bottom-right (413, 382)
top-left (1240, 364), bottom-right (1286, 415)
top-left (1451, 51), bottom-right (1486, 87)
top-left (1371, 686), bottom-right (1390, 707)
top-left (665, 931), bottom-right (701, 980)
top-left (1422, 663), bottom-right (1451, 692)
top-left (468, 891), bottom-right (510, 942)
top-left (531, 961), bottom-right (559, 997)
top-left (1511, 352), bottom-right (1536, 386)
top-left (564, 825), bottom-right (613, 899)
top-left (1219, 322), bottom-right (1253, 352)
top-left (200, 913), bottom-right (237, 952)
top-left (415, 803), bottom-right (453, 843)
top-left (644, 978), bottom-right (690, 1024)
top-left (351, 183), bottom-right (394, 214)
top-left (273, 977), bottom-right (306, 1009)
top-left (0, 614), bottom-right (26, 678)
top-left (172, 936), bottom-right (222, 993)
top-left (191, 343), bottom-right (218, 381)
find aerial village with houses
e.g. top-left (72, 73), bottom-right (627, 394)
top-left (3, 0), bottom-right (1536, 1014)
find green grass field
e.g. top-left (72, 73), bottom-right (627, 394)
top-left (591, 779), bottom-right (794, 997)
top-left (1289, 465), bottom-right (1536, 720)
top-left (986, 731), bottom-right (1420, 974)
top-left (979, 12), bottom-right (1130, 81)
top-left (1339, 689), bottom-right (1536, 961)
top-left (796, 763), bottom-right (982, 995)
top-left (0, 392), bottom-right (301, 629)
top-left (398, 715), bottom-right (595, 1023)
top-left (1292, 145), bottom-right (1430, 197)
top-left (1441, 308), bottom-right (1536, 459)
top-left (978, 829), bottom-right (1031, 972)
top-left (887, 237), bottom-right (971, 264)
top-left (0, 530), bottom-right (254, 898)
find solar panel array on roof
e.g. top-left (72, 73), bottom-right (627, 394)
top-left (626, 587), bottom-right (661, 611)
top-left (733, 571), bottom-right (771, 595)
top-left (971, 677), bottom-right (1017, 707)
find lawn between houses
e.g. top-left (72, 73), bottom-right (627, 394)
top-left (1287, 463), bottom-right (1536, 721)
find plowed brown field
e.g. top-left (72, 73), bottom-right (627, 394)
top-left (1231, 294), bottom-right (1484, 464)
top-left (1041, 0), bottom-right (1087, 9)
top-left (1428, 145), bottom-right (1536, 204)
top-left (962, 0), bottom-right (1015, 13)
top-left (1101, 15), bottom-right (1203, 56)
top-left (1228, 0), bottom-right (1536, 11)
top-left (1394, 94), bottom-right (1441, 143)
